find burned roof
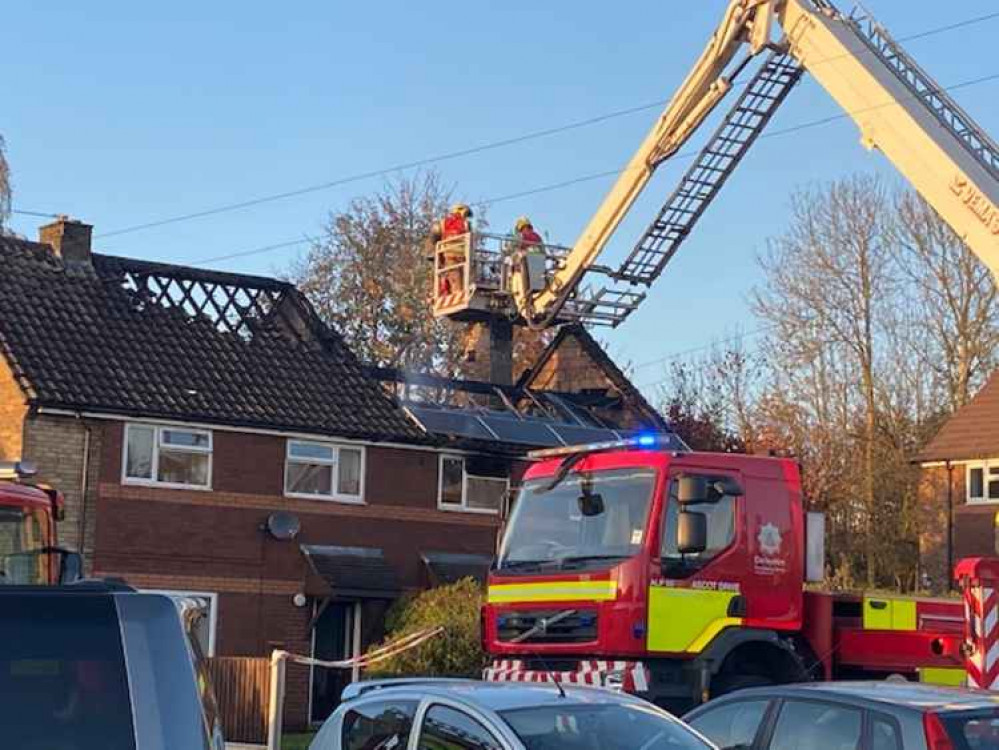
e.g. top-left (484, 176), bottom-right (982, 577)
top-left (0, 238), bottom-right (425, 443)
top-left (917, 371), bottom-right (999, 463)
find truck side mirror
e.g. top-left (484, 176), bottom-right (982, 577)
top-left (677, 512), bottom-right (708, 555)
top-left (677, 476), bottom-right (708, 505)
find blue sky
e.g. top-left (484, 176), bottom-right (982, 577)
top-left (4, 1), bottom-right (999, 396)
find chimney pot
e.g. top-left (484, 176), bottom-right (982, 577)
top-left (39, 216), bottom-right (93, 264)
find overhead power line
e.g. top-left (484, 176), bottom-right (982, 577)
top-left (69, 9), bottom-right (999, 241)
top-left (178, 67), bottom-right (999, 271)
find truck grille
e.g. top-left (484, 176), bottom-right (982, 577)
top-left (497, 609), bottom-right (598, 644)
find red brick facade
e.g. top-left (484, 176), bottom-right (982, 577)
top-left (7, 413), bottom-right (501, 730)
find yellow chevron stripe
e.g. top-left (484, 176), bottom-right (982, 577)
top-left (488, 580), bottom-right (618, 604)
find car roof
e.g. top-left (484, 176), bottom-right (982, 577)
top-left (342, 679), bottom-right (645, 713)
top-left (700, 681), bottom-right (999, 714)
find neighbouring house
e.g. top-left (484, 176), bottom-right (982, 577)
top-left (0, 217), bottom-right (674, 734)
top-left (917, 371), bottom-right (999, 590)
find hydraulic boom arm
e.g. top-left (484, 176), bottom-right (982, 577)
top-left (518, 0), bottom-right (999, 327)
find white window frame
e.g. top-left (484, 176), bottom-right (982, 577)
top-left (122, 423), bottom-right (213, 490)
top-left (142, 589), bottom-right (218, 656)
top-left (284, 439), bottom-right (366, 504)
top-left (966, 459), bottom-right (999, 504)
top-left (437, 454), bottom-right (507, 515)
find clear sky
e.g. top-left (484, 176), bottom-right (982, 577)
top-left (4, 1), bottom-right (999, 397)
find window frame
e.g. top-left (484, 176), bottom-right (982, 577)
top-left (761, 698), bottom-right (864, 750)
top-left (122, 423), bottom-right (213, 491)
top-left (685, 697), bottom-right (775, 750)
top-left (415, 701), bottom-right (506, 750)
top-left (140, 589), bottom-right (218, 657)
top-left (966, 460), bottom-right (999, 504)
top-left (660, 471), bottom-right (741, 577)
top-left (284, 439), bottom-right (366, 504)
top-left (437, 454), bottom-right (507, 515)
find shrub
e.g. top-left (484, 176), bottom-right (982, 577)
top-left (366, 578), bottom-right (484, 678)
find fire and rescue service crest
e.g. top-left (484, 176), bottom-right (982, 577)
top-left (757, 523), bottom-right (782, 556)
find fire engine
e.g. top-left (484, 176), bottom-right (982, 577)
top-left (0, 460), bottom-right (79, 585)
top-left (454, 0), bottom-right (999, 706)
top-left (482, 437), bottom-right (973, 710)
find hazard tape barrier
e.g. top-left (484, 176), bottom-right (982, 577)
top-left (284, 626), bottom-right (445, 671)
top-left (483, 659), bottom-right (650, 693)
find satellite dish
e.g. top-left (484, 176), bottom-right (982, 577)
top-left (265, 512), bottom-right (301, 541)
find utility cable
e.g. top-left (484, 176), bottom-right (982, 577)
top-left (70, 9), bottom-right (999, 240)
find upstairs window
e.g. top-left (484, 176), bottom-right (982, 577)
top-left (438, 455), bottom-right (507, 514)
top-left (123, 424), bottom-right (212, 489)
top-left (968, 461), bottom-right (999, 504)
top-left (285, 440), bottom-right (364, 502)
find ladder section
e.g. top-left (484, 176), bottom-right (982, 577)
top-left (847, 10), bottom-right (999, 183)
top-left (615, 51), bottom-right (803, 286)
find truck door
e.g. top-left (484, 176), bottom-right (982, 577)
top-left (647, 470), bottom-right (746, 654)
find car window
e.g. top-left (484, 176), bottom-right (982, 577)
top-left (0, 593), bottom-right (136, 750)
top-left (343, 700), bottom-right (418, 750)
top-left (941, 709), bottom-right (999, 750)
top-left (769, 701), bottom-right (861, 750)
top-left (870, 715), bottom-right (901, 750)
top-left (418, 705), bottom-right (503, 750)
top-left (687, 700), bottom-right (770, 749)
top-left (502, 703), bottom-right (712, 750)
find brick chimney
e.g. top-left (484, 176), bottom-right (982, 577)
top-left (39, 216), bottom-right (93, 264)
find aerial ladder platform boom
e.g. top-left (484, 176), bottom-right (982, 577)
top-left (434, 0), bottom-right (999, 330)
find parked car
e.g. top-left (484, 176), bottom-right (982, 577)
top-left (308, 678), bottom-right (716, 750)
top-left (683, 681), bottom-right (999, 750)
top-left (0, 580), bottom-right (225, 750)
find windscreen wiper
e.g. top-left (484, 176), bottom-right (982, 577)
top-left (536, 452), bottom-right (586, 493)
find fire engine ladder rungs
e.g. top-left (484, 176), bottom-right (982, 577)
top-left (613, 51), bottom-right (804, 287)
top-left (846, 10), bottom-right (999, 183)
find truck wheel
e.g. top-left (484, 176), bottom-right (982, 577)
top-left (712, 673), bottom-right (774, 697)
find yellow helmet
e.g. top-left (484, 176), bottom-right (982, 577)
top-left (451, 203), bottom-right (472, 218)
top-left (515, 216), bottom-right (532, 231)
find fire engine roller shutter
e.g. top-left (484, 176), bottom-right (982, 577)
top-left (862, 596), bottom-right (917, 631)
top-left (301, 545), bottom-right (400, 599)
top-left (647, 587), bottom-right (743, 653)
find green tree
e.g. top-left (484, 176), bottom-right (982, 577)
top-left (366, 579), bottom-right (484, 678)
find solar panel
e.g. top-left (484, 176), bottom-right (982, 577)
top-left (406, 406), bottom-right (496, 441)
top-left (551, 424), bottom-right (627, 446)
top-left (478, 415), bottom-right (564, 447)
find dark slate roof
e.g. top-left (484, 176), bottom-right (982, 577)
top-left (301, 545), bottom-right (400, 598)
top-left (917, 372), bottom-right (999, 462)
top-left (0, 238), bottom-right (425, 443)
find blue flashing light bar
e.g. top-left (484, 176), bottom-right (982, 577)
top-left (527, 434), bottom-right (671, 461)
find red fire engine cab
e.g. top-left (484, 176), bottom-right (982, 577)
top-left (482, 437), bottom-right (968, 711)
top-left (0, 460), bottom-right (79, 585)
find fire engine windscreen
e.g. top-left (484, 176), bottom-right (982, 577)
top-left (497, 468), bottom-right (656, 572)
top-left (0, 506), bottom-right (52, 585)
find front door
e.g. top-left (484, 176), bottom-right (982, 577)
top-left (310, 601), bottom-right (358, 724)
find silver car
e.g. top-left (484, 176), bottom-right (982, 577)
top-left (683, 681), bottom-right (999, 750)
top-left (309, 679), bottom-right (717, 750)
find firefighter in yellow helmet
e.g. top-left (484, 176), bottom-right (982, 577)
top-left (510, 216), bottom-right (547, 294)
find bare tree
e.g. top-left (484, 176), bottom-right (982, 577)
top-left (754, 175), bottom-right (897, 586)
top-left (0, 135), bottom-right (11, 232)
top-left (891, 191), bottom-right (999, 410)
top-left (294, 172), bottom-right (465, 373)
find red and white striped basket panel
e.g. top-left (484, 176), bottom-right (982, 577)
top-left (965, 584), bottom-right (999, 690)
top-left (483, 660), bottom-right (650, 693)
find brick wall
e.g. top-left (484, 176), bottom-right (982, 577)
top-left (21, 413), bottom-right (104, 569)
top-left (89, 420), bottom-right (500, 729)
top-left (0, 359), bottom-right (27, 460)
top-left (919, 462), bottom-right (999, 591)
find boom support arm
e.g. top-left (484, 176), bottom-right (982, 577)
top-left (518, 0), bottom-right (999, 325)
